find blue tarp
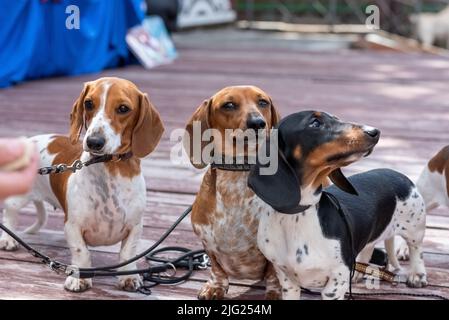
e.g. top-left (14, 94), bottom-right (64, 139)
top-left (0, 0), bottom-right (144, 88)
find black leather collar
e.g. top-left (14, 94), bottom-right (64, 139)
top-left (210, 156), bottom-right (256, 172)
top-left (274, 204), bottom-right (312, 214)
top-left (210, 162), bottom-right (255, 172)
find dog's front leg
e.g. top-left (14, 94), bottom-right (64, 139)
top-left (276, 268), bottom-right (301, 300)
top-left (198, 252), bottom-right (229, 300)
top-left (321, 266), bottom-right (350, 300)
top-left (264, 262), bottom-right (281, 300)
top-left (406, 242), bottom-right (427, 288)
top-left (117, 223), bottom-right (143, 292)
top-left (64, 222), bottom-right (93, 292)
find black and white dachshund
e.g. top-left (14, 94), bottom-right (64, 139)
top-left (248, 111), bottom-right (427, 300)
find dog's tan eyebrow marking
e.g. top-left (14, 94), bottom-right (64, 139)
top-left (293, 145), bottom-right (302, 160)
top-left (313, 112), bottom-right (322, 118)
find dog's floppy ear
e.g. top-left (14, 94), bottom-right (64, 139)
top-left (132, 93), bottom-right (165, 158)
top-left (183, 99), bottom-right (212, 169)
top-left (248, 142), bottom-right (301, 213)
top-left (69, 83), bottom-right (90, 144)
top-left (269, 98), bottom-right (281, 128)
top-left (329, 169), bottom-right (358, 195)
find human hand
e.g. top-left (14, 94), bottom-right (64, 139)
top-left (0, 139), bottom-right (38, 200)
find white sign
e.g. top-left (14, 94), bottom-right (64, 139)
top-left (178, 0), bottom-right (236, 28)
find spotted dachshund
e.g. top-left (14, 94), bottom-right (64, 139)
top-left (183, 86), bottom-right (282, 299)
top-left (248, 111), bottom-right (428, 300)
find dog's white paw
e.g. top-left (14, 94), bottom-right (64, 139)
top-left (118, 275), bottom-right (143, 292)
top-left (396, 241), bottom-right (410, 261)
top-left (64, 276), bottom-right (92, 292)
top-left (406, 272), bottom-right (427, 288)
top-left (0, 237), bottom-right (19, 251)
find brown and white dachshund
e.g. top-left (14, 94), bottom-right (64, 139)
top-left (417, 145), bottom-right (449, 210)
top-left (183, 86), bottom-right (282, 299)
top-left (0, 77), bottom-right (164, 292)
top-left (396, 146), bottom-right (449, 261)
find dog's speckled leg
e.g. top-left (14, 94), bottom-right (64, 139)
top-left (198, 253), bottom-right (229, 300)
top-left (276, 268), bottom-right (301, 300)
top-left (264, 262), bottom-right (281, 300)
top-left (118, 224), bottom-right (143, 292)
top-left (64, 222), bottom-right (93, 292)
top-left (406, 244), bottom-right (427, 288)
top-left (322, 266), bottom-right (350, 300)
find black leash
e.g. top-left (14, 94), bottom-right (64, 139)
top-left (0, 222), bottom-right (68, 274)
top-left (74, 206), bottom-right (204, 279)
top-left (323, 191), bottom-right (357, 299)
top-left (0, 206), bottom-right (207, 295)
top-left (1, 153), bottom-right (208, 294)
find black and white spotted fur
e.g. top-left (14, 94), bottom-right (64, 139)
top-left (248, 111), bottom-right (427, 300)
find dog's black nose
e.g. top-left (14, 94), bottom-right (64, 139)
top-left (363, 127), bottom-right (380, 138)
top-left (86, 135), bottom-right (105, 151)
top-left (247, 115), bottom-right (266, 130)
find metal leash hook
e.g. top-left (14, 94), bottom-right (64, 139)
top-left (198, 254), bottom-right (210, 270)
top-left (55, 164), bottom-right (67, 173)
top-left (69, 160), bottom-right (84, 172)
top-left (48, 261), bottom-right (67, 275)
top-left (161, 263), bottom-right (177, 278)
top-left (65, 265), bottom-right (81, 278)
top-left (56, 160), bottom-right (84, 174)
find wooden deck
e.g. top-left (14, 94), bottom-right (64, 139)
top-left (1, 29), bottom-right (449, 300)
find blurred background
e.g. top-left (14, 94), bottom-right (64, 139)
top-left (1, 0), bottom-right (449, 88)
top-left (237, 0), bottom-right (449, 37)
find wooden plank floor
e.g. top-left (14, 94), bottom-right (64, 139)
top-left (1, 29), bottom-right (449, 300)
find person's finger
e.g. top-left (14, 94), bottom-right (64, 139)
top-left (0, 139), bottom-right (25, 167)
top-left (0, 146), bottom-right (38, 200)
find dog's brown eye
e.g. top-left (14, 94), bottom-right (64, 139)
top-left (258, 99), bottom-right (269, 107)
top-left (84, 100), bottom-right (94, 111)
top-left (222, 102), bottom-right (236, 110)
top-left (117, 105), bottom-right (130, 114)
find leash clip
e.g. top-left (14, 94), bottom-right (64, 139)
top-left (65, 265), bottom-right (80, 278)
top-left (162, 263), bottom-right (177, 277)
top-left (38, 167), bottom-right (53, 175)
top-left (70, 160), bottom-right (84, 172)
top-left (198, 254), bottom-right (210, 270)
top-left (55, 164), bottom-right (68, 173)
top-left (48, 261), bottom-right (67, 275)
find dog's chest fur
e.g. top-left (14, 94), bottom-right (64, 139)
top-left (66, 153), bottom-right (146, 246)
top-left (258, 208), bottom-right (343, 288)
top-left (33, 134), bottom-right (146, 247)
top-left (193, 170), bottom-right (269, 280)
